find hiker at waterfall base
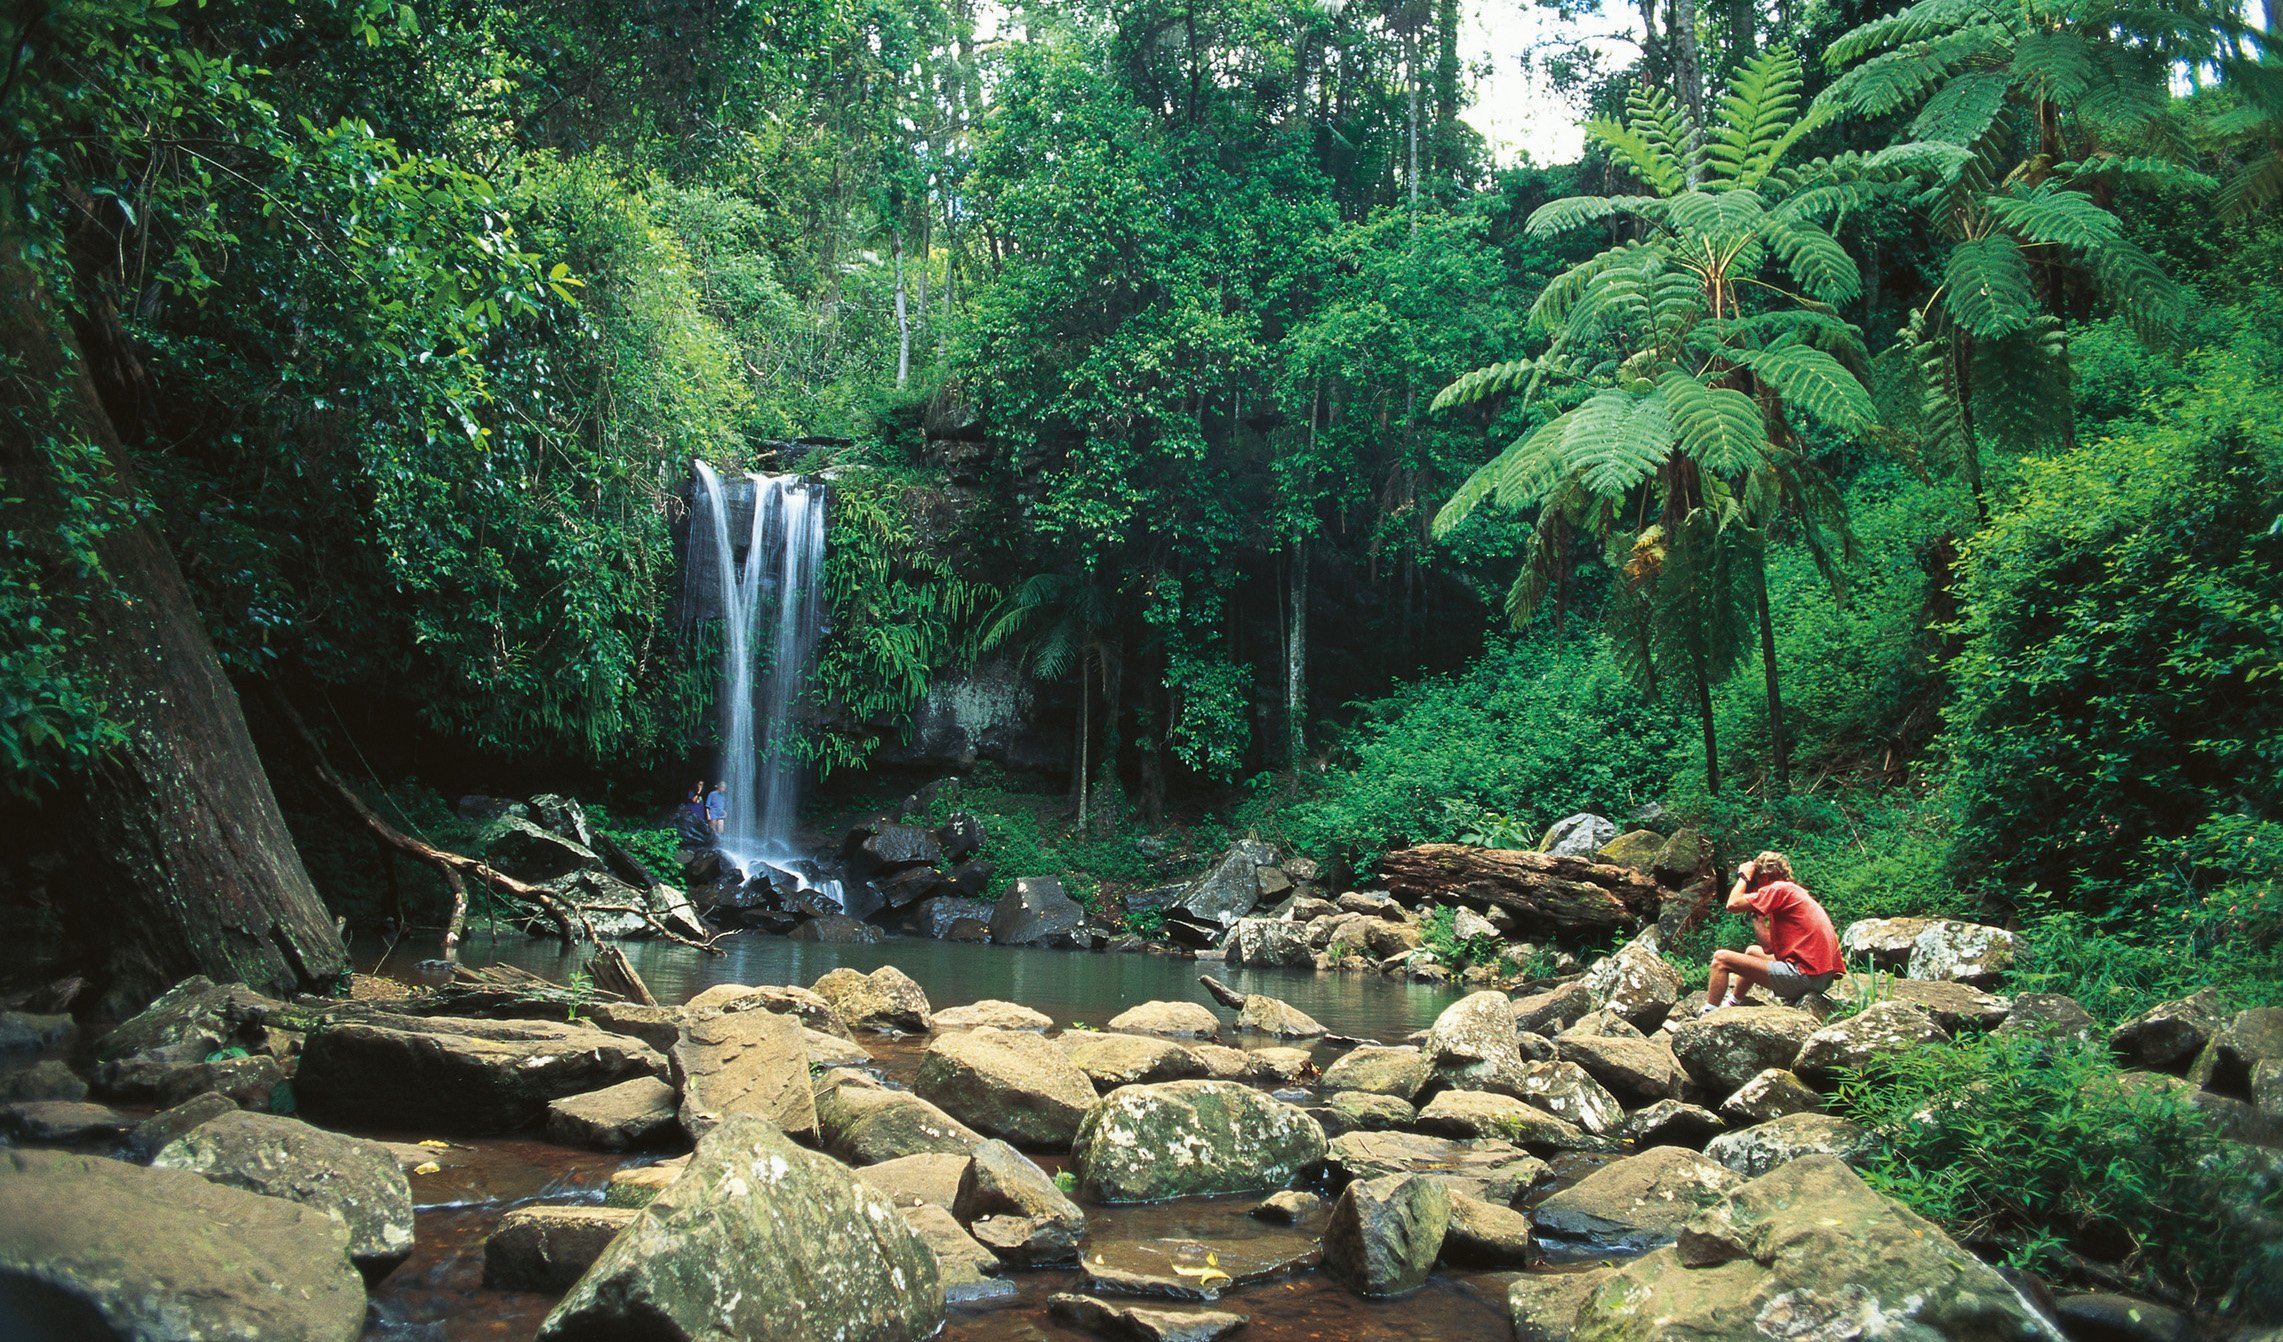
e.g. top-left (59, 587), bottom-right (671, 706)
top-left (677, 782), bottom-right (711, 845)
top-left (1702, 851), bottom-right (1842, 1012)
top-left (706, 782), bottom-right (728, 835)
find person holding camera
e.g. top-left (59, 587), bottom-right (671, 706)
top-left (1700, 851), bottom-right (1841, 1014)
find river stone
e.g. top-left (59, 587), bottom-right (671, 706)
top-left (955, 1138), bottom-right (1085, 1228)
top-left (0, 1146), bottom-right (367, 1341)
top-left (0, 1010), bottom-right (76, 1054)
top-left (1048, 1292), bottom-right (1250, 1342)
top-left (914, 895), bottom-right (998, 940)
top-left (1252, 1189), bottom-right (1324, 1224)
top-left (1881, 977), bottom-right (2014, 1031)
top-left (1234, 994), bottom-right (1325, 1038)
top-left (485, 1205), bottom-right (638, 1291)
top-left (122, 1091), bottom-right (236, 1162)
top-left (603, 1154), bottom-right (689, 1207)
top-left (1324, 1172), bottom-right (1449, 1297)
top-left (1705, 1112), bottom-right (1872, 1178)
top-left (1995, 992), bottom-right (2098, 1042)
top-left (1059, 1032), bottom-right (1209, 1087)
top-left (1670, 1005), bottom-right (1822, 1094)
top-left (1175, 839), bottom-right (1279, 927)
top-left (1185, 1042), bottom-right (1263, 1081)
top-left (1530, 1145), bottom-right (1742, 1260)
top-left (483, 814), bottom-right (603, 883)
top-left (1223, 917), bottom-right (1314, 968)
top-left (1106, 1001), bottom-right (1221, 1038)
top-left (2050, 1291), bottom-right (2200, 1342)
top-left (933, 1000), bottom-right (1054, 1031)
top-left (1321, 1044), bottom-right (1428, 1100)
top-left (547, 1076), bottom-right (679, 1151)
top-left (1321, 1130), bottom-right (1551, 1206)
top-left (92, 978), bottom-right (287, 1095)
top-left (1426, 990), bottom-right (1520, 1070)
top-left (1323, 1090), bottom-right (1416, 1134)
top-left (792, 913), bottom-right (884, 943)
top-left (1509, 1265), bottom-right (1616, 1342)
top-left (990, 876), bottom-right (1086, 945)
top-left (1582, 933), bottom-right (1683, 1030)
top-left (296, 1014), bottom-right (665, 1134)
top-left (1907, 919), bottom-right (2020, 986)
top-left (1512, 981), bottom-right (1596, 1035)
top-left (538, 1113), bottom-right (942, 1342)
top-left (703, 983), bottom-right (854, 1036)
top-left (903, 1204), bottom-right (1015, 1304)
top-left (1624, 1099), bottom-right (1728, 1150)
top-left (1721, 1068), bottom-right (1822, 1124)
top-left (813, 965), bottom-right (934, 1032)
top-left (1414, 1089), bottom-right (1597, 1153)
top-left (805, 1027), bottom-right (876, 1070)
top-left (152, 1110), bottom-right (413, 1272)
top-left (1562, 1007), bottom-right (1646, 1039)
top-left (1, 1099), bottom-right (131, 1142)
top-left (1540, 813), bottom-right (1616, 858)
top-left (971, 1211), bottom-right (1084, 1267)
top-left (1840, 917), bottom-right (1937, 971)
top-left (918, 1026), bottom-right (1100, 1148)
top-left (579, 1002), bottom-right (690, 1052)
top-left (672, 1006), bottom-right (818, 1143)
top-left (1794, 1000), bottom-right (1945, 1082)
top-left (1440, 1192), bottom-right (1534, 1268)
top-left (826, 1088), bottom-right (985, 1165)
top-left (1070, 1079), bottom-right (1326, 1203)
top-left (149, 1053), bottom-right (286, 1112)
top-left (1510, 1059), bottom-right (1626, 1135)
top-left (0, 1059), bottom-right (88, 1103)
top-left (2110, 988), bottom-right (2229, 1073)
top-left (1556, 1033), bottom-right (1686, 1104)
top-left (856, 1152), bottom-right (972, 1211)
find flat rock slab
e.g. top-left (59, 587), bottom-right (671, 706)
top-left (1071, 1080), bottom-right (1325, 1203)
top-left (546, 1076), bottom-right (680, 1151)
top-left (858, 1152), bottom-right (972, 1211)
top-left (1050, 1292), bottom-right (1249, 1341)
top-left (1321, 1130), bottom-right (1551, 1207)
top-left (484, 1204), bottom-right (638, 1291)
top-left (933, 1000), bottom-right (1054, 1031)
top-left (296, 1014), bottom-right (665, 1134)
top-left (1080, 1232), bottom-right (1318, 1301)
top-left (917, 1027), bottom-right (1100, 1149)
top-left (901, 1203), bottom-right (1015, 1304)
top-left (672, 1008), bottom-right (819, 1143)
top-left (1, 1100), bottom-right (131, 1143)
top-left (152, 1110), bottom-right (414, 1271)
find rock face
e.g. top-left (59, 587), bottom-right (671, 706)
top-left (538, 1113), bottom-right (943, 1342)
top-left (1705, 1112), bottom-right (1871, 1178)
top-left (1509, 1156), bottom-right (2066, 1342)
top-left (991, 876), bottom-right (1087, 945)
top-left (547, 1077), bottom-right (680, 1151)
top-left (813, 965), bottom-right (934, 1032)
top-left (1174, 839), bottom-right (1280, 927)
top-left (1070, 1080), bottom-right (1326, 1203)
top-left (297, 1014), bottom-right (665, 1134)
top-left (0, 1147), bottom-right (367, 1341)
top-left (1794, 1000), bottom-right (1945, 1082)
top-left (152, 1110), bottom-right (414, 1272)
top-left (1222, 917), bottom-right (1314, 968)
top-left (1323, 1173), bottom-right (1449, 1297)
top-left (485, 1205), bottom-right (638, 1291)
top-left (917, 1027), bottom-right (1100, 1148)
top-left (1907, 919), bottom-right (2020, 985)
top-left (2110, 989), bottom-right (2229, 1073)
top-left (1670, 1006), bottom-right (1821, 1094)
top-left (1106, 1001), bottom-right (1222, 1038)
top-left (672, 1007), bottom-right (818, 1143)
top-left (1530, 1146), bottom-right (1741, 1259)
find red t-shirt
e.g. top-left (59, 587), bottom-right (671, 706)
top-left (1749, 880), bottom-right (1842, 976)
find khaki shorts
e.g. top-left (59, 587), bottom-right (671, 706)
top-left (1767, 961), bottom-right (1838, 1000)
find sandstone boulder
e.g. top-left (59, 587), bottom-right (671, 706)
top-left (1323, 1173), bottom-right (1448, 1297)
top-left (671, 1007), bottom-right (818, 1143)
top-left (1624, 1099), bottom-right (1727, 1150)
top-left (1223, 917), bottom-right (1315, 968)
top-left (1070, 1080), bottom-right (1325, 1203)
top-left (485, 1205), bottom-right (637, 1291)
top-left (1670, 1005), bottom-right (1821, 1093)
top-left (297, 1014), bottom-right (665, 1134)
top-left (1794, 1000), bottom-right (1945, 1082)
top-left (1234, 993), bottom-right (1325, 1038)
top-left (1530, 1145), bottom-right (1741, 1259)
top-left (1582, 933), bottom-right (1683, 1030)
top-left (1106, 1001), bottom-right (1221, 1038)
top-left (546, 1077), bottom-right (679, 1151)
top-left (1320, 1130), bottom-right (1549, 1206)
top-left (1440, 1193), bottom-right (1535, 1269)
top-left (152, 1110), bottom-right (413, 1273)
top-left (1839, 916), bottom-right (1936, 971)
top-left (1705, 1112), bottom-right (1872, 1178)
top-left (1556, 1033), bottom-right (1685, 1105)
top-left (812, 965), bottom-right (933, 1032)
top-left (1059, 1032), bottom-right (1209, 1088)
top-left (1720, 1068), bottom-right (1822, 1124)
top-left (917, 1027), bottom-right (1099, 1148)
top-left (933, 1000), bottom-right (1054, 1031)
top-left (1907, 919), bottom-right (2019, 986)
top-left (1320, 1045), bottom-right (1428, 1100)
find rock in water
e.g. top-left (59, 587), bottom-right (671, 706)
top-left (547, 1076), bottom-right (681, 1151)
top-left (151, 1110), bottom-right (414, 1275)
top-left (1222, 917), bottom-right (1314, 968)
top-left (916, 1027), bottom-right (1100, 1148)
top-left (485, 1205), bottom-right (639, 1291)
top-left (1529, 1145), bottom-right (1741, 1260)
top-left (1323, 1173), bottom-right (1449, 1297)
top-left (1058, 1032), bottom-right (1209, 1088)
top-left (1235, 993), bottom-right (1326, 1038)
top-left (0, 1147), bottom-right (367, 1341)
top-left (1320, 1045), bottom-right (1428, 1100)
top-left (812, 965), bottom-right (934, 1032)
top-left (538, 1113), bottom-right (943, 1342)
top-left (1070, 1080), bottom-right (1326, 1203)
top-left (933, 1000), bottom-right (1055, 1031)
top-left (1174, 839), bottom-right (1280, 927)
top-left (1582, 932), bottom-right (1684, 1030)
top-left (1106, 1001), bottom-right (1222, 1039)
top-left (990, 876), bottom-right (1086, 946)
top-left (296, 1014), bottom-right (665, 1134)
top-left (1048, 1293), bottom-right (1250, 1342)
top-left (671, 1007), bottom-right (819, 1143)
top-left (1669, 1005), bottom-right (1821, 1093)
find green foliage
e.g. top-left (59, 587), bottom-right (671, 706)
top-left (585, 803), bottom-right (680, 877)
top-left (1418, 904), bottom-right (1505, 972)
top-left (1836, 1032), bottom-right (2278, 1308)
top-left (1440, 801), bottom-right (1538, 850)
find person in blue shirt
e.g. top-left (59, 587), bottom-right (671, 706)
top-left (705, 782), bottom-right (728, 836)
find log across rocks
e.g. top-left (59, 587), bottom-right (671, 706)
top-left (1378, 844), bottom-right (1660, 936)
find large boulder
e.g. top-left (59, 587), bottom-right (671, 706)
top-left (1414, 1090), bottom-right (1596, 1153)
top-left (1597, 829), bottom-right (1667, 873)
top-left (1793, 1000), bottom-right (1945, 1083)
top-left (1651, 828), bottom-right (1713, 889)
top-left (1174, 839), bottom-right (1280, 927)
top-left (1880, 978), bottom-right (2014, 1032)
top-left (1705, 1112), bottom-right (1872, 1178)
top-left (296, 1014), bottom-right (665, 1134)
top-left (1510, 1156), bottom-right (2065, 1342)
top-left (92, 977), bottom-right (288, 1097)
top-left (1529, 1145), bottom-right (1741, 1259)
top-left (1440, 1193), bottom-right (1536, 1269)
top-left (812, 965), bottom-right (934, 1032)
top-left (1323, 1173), bottom-right (1449, 1298)
top-left (1556, 1033), bottom-right (1686, 1105)
top-left (1512, 981), bottom-right (1597, 1035)
top-left (1070, 1080), bottom-right (1326, 1203)
top-left (913, 895), bottom-right (997, 940)
top-left (1320, 1130), bottom-right (1550, 1206)
top-left (1234, 994), bottom-right (1325, 1038)
top-left (1840, 916), bottom-right (1937, 971)
top-left (1993, 993), bottom-right (2096, 1042)
top-left (485, 1205), bottom-right (639, 1291)
top-left (1582, 933), bottom-right (1684, 1030)
top-left (547, 1077), bottom-right (680, 1151)
top-left (1320, 1045), bottom-right (1428, 1100)
top-left (1106, 1001), bottom-right (1222, 1039)
top-left (1624, 1099), bottom-right (1728, 1150)
top-left (538, 1114), bottom-right (943, 1342)
top-left (152, 1110), bottom-right (413, 1273)
top-left (990, 876), bottom-right (1087, 945)
top-left (1907, 919), bottom-right (2020, 986)
top-left (672, 1008), bottom-right (819, 1143)
top-left (1719, 1068), bottom-right (1822, 1125)
top-left (483, 814), bottom-right (605, 883)
top-left (856, 1153), bottom-right (971, 1212)
top-left (1058, 1032), bottom-right (1208, 1088)
top-left (814, 1072), bottom-right (984, 1165)
top-left (0, 1147), bottom-right (367, 1341)
top-left (1423, 990), bottom-right (1536, 1096)
top-left (1540, 812), bottom-right (1616, 858)
top-left (1670, 1005), bottom-right (1822, 1093)
top-left (955, 1139), bottom-right (1086, 1266)
top-left (932, 1000), bottom-right (1054, 1032)
top-left (916, 1027), bottom-right (1099, 1148)
top-left (1509, 1059), bottom-right (1626, 1136)
top-left (2110, 988), bottom-right (2229, 1074)
top-left (1222, 917), bottom-right (1314, 968)
top-left (2189, 1005), bottom-right (2283, 1099)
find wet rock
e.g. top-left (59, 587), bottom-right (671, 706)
top-left (0, 1146), bottom-right (366, 1341)
top-left (856, 1152), bottom-right (971, 1211)
top-left (937, 813), bottom-right (985, 864)
top-left (792, 913), bottom-right (884, 943)
top-left (1907, 919), bottom-right (2020, 986)
top-left (1996, 993), bottom-right (2098, 1042)
top-left (1175, 839), bottom-right (1280, 927)
top-left (1321, 1044), bottom-right (1428, 1099)
top-left (297, 1014), bottom-right (666, 1134)
top-left (1338, 890), bottom-right (1407, 920)
top-left (1705, 1111), bottom-right (1871, 1178)
top-left (1556, 1033), bottom-right (1685, 1105)
top-left (1540, 812), bottom-right (1616, 858)
top-left (672, 1006), bottom-right (818, 1143)
top-left (812, 965), bottom-right (934, 1032)
top-left (148, 1053), bottom-right (287, 1112)
top-left (1624, 1099), bottom-right (1727, 1150)
top-left (1880, 977), bottom-right (2014, 1032)
top-left (1250, 1189), bottom-right (1323, 1224)
top-left (2110, 989), bottom-right (2229, 1074)
top-left (820, 1083), bottom-right (984, 1165)
top-left (603, 1154), bottom-right (689, 1207)
top-left (1414, 1090), bottom-right (1597, 1153)
top-left (1070, 1080), bottom-right (1326, 1203)
top-left (0, 1011), bottom-right (76, 1053)
top-left (1512, 982), bottom-right (1596, 1036)
top-left (1324, 1173), bottom-right (1449, 1297)
top-left (1670, 1005), bottom-right (1822, 1093)
top-left (914, 895), bottom-right (998, 939)
top-left (991, 876), bottom-right (1088, 946)
top-left (1059, 1032), bottom-right (1209, 1088)
top-left (1794, 1000), bottom-right (1945, 1082)
top-left (1222, 917), bottom-right (1314, 968)
top-left (803, 1028), bottom-right (875, 1071)
top-left (547, 1076), bottom-right (680, 1151)
top-left (1509, 1265), bottom-right (1615, 1342)
top-left (1530, 1145), bottom-right (1742, 1260)
top-left (92, 977), bottom-right (286, 1096)
top-left (1, 1099), bottom-right (130, 1142)
top-left (2050, 1290), bottom-right (2200, 1342)
top-left (1720, 1068), bottom-right (1822, 1124)
top-left (858, 822), bottom-right (945, 869)
top-left (1839, 916), bottom-right (1937, 971)
top-left (0, 1059), bottom-right (87, 1103)
top-left (484, 814), bottom-right (603, 883)
top-left (1441, 1192), bottom-right (1535, 1268)
top-left (1365, 920), bottom-right (1425, 959)
top-left (971, 1210), bottom-right (1083, 1266)
top-left (152, 1110), bottom-right (413, 1273)
top-left (1509, 1059), bottom-right (1626, 1135)
top-left (1323, 1090), bottom-right (1416, 1134)
top-left (1234, 994), bottom-right (1325, 1038)
top-left (1048, 1292), bottom-right (1249, 1342)
top-left (955, 1138), bottom-right (1085, 1231)
top-left (2189, 1006), bottom-right (2283, 1103)
top-left (905, 1203), bottom-right (1016, 1304)
top-left (918, 1026), bottom-right (1100, 1148)
top-left (538, 1114), bottom-right (942, 1342)
top-left (702, 983), bottom-right (853, 1037)
top-left (932, 999), bottom-right (1054, 1031)
top-left (484, 1205), bottom-right (638, 1291)
top-left (1107, 1001), bottom-right (1221, 1038)
top-left (1582, 933), bottom-right (1684, 1030)
top-left (1321, 1130), bottom-right (1551, 1205)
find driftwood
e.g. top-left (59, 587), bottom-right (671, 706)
top-left (1379, 844), bottom-right (1660, 936)
top-left (588, 944), bottom-right (657, 1006)
top-left (1198, 974), bottom-right (1248, 1010)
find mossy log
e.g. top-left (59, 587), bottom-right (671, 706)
top-left (1379, 844), bottom-right (1659, 937)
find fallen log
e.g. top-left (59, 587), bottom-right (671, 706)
top-left (1378, 844), bottom-right (1659, 937)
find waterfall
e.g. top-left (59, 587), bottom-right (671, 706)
top-left (690, 461), bottom-right (840, 905)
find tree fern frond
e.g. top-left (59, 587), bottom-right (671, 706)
top-left (1562, 389), bottom-right (1674, 496)
top-left (1728, 341), bottom-right (1878, 431)
top-left (1982, 183), bottom-right (2124, 249)
top-left (2009, 30), bottom-right (2094, 103)
top-left (2087, 232), bottom-right (2186, 343)
top-left (1661, 372), bottom-right (1768, 476)
top-left (1825, 0), bottom-right (2005, 70)
top-left (1764, 217), bottom-right (1863, 304)
top-left (1969, 323), bottom-right (2067, 449)
top-left (1870, 138), bottom-right (1978, 182)
top-left (1525, 194), bottom-right (1665, 237)
top-left (1910, 71), bottom-right (2010, 146)
top-left (1432, 359), bottom-right (1537, 412)
top-left (2220, 153), bottom-right (2283, 220)
top-left (1705, 47), bottom-right (1811, 188)
top-left (1628, 85), bottom-right (1702, 192)
top-left (2052, 156), bottom-right (2220, 193)
top-left (1432, 410), bottom-right (1577, 537)
top-left (1941, 234), bottom-right (2036, 338)
top-left (1530, 242), bottom-right (1645, 334)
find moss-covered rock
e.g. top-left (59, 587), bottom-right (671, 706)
top-left (1069, 1079), bottom-right (1326, 1203)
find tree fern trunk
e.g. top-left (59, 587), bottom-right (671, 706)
top-left (1694, 649), bottom-right (1721, 796)
top-left (1755, 557), bottom-right (1789, 795)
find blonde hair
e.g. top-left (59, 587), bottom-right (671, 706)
top-left (1749, 851), bottom-right (1794, 884)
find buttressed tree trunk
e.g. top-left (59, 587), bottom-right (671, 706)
top-left (0, 235), bottom-right (348, 1012)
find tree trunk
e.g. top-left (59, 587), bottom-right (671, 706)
top-left (892, 225), bottom-right (911, 388)
top-left (0, 235), bottom-right (348, 1013)
top-left (1754, 557), bottom-right (1789, 795)
top-left (1693, 649), bottom-right (1721, 795)
top-left (1286, 537), bottom-right (1308, 767)
top-left (1380, 844), bottom-right (1661, 936)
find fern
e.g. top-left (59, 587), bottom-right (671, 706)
top-left (1910, 71), bottom-right (2011, 146)
top-left (1432, 410), bottom-right (1576, 537)
top-left (1562, 389), bottom-right (1673, 495)
top-left (1726, 341), bottom-right (1877, 430)
top-left (2009, 30), bottom-right (2095, 103)
top-left (1705, 47), bottom-right (1809, 189)
top-left (1764, 217), bottom-right (1862, 304)
top-left (1524, 194), bottom-right (1664, 238)
top-left (1982, 183), bottom-right (2125, 251)
top-left (1661, 372), bottom-right (1768, 475)
top-left (1432, 359), bottom-right (1535, 412)
top-left (1824, 0), bottom-right (2005, 67)
top-left (1941, 235), bottom-right (2036, 338)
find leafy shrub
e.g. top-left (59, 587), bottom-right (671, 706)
top-left (1417, 904), bottom-right (1504, 972)
top-left (585, 803), bottom-right (681, 877)
top-left (1836, 1031), bottom-right (2278, 1311)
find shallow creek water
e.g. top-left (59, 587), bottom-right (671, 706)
top-left (354, 930), bottom-right (1528, 1341)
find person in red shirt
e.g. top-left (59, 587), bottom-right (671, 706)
top-left (1701, 851), bottom-right (1843, 1012)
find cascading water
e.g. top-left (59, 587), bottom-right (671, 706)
top-left (690, 461), bottom-right (841, 906)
